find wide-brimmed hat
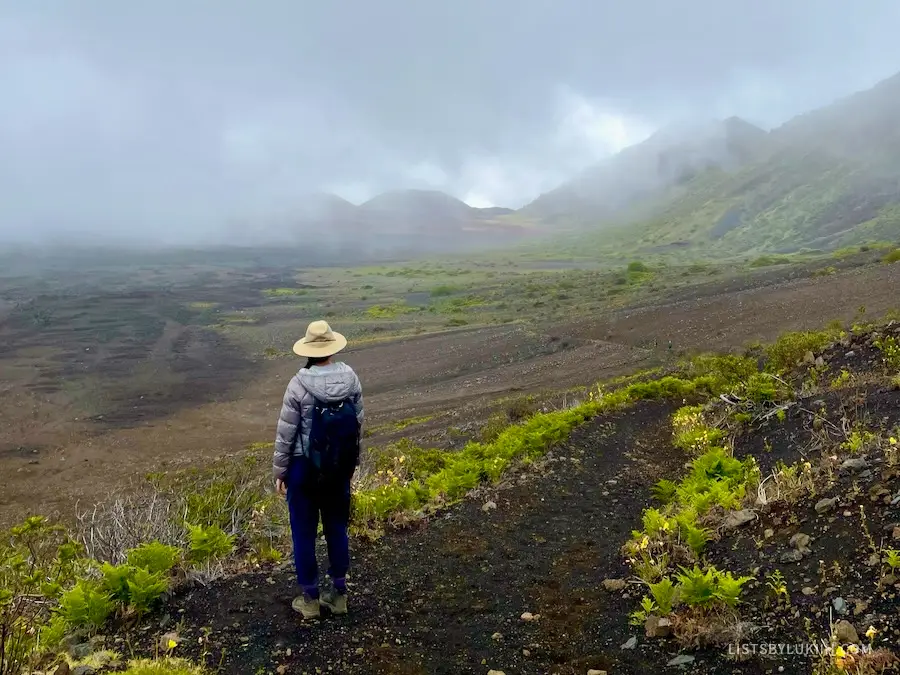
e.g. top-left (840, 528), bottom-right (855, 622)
top-left (292, 320), bottom-right (348, 358)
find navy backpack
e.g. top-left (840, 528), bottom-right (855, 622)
top-left (305, 396), bottom-right (360, 480)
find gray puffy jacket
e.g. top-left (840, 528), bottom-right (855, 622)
top-left (272, 362), bottom-right (364, 481)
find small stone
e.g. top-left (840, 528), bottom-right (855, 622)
top-left (69, 643), bottom-right (92, 660)
top-left (815, 356), bottom-right (826, 368)
top-left (72, 668), bottom-right (95, 675)
top-left (802, 587), bottom-right (815, 596)
top-left (832, 597), bottom-right (848, 615)
top-left (491, 632), bottom-right (503, 641)
top-left (803, 351), bottom-right (815, 364)
top-left (522, 649), bottom-right (531, 657)
top-left (482, 501), bottom-right (497, 512)
top-left (602, 578), bottom-right (627, 592)
top-left (54, 663), bottom-right (71, 675)
top-left (487, 670), bottom-right (506, 675)
top-left (893, 526), bottom-right (900, 540)
top-left (833, 619), bottom-right (859, 644)
top-left (840, 458), bottom-right (869, 473)
top-left (790, 532), bottom-right (811, 552)
top-left (853, 600), bottom-right (869, 616)
top-left (355, 648), bottom-right (364, 656)
top-left (645, 615), bottom-right (672, 638)
top-left (815, 497), bottom-right (839, 513)
top-left (588, 670), bottom-right (608, 675)
top-left (667, 654), bottom-right (696, 666)
top-left (520, 612), bottom-right (535, 622)
top-left (724, 509), bottom-right (756, 529)
top-left (780, 549), bottom-right (804, 563)
top-left (881, 574), bottom-right (897, 586)
top-left (277, 666), bottom-right (288, 675)
top-left (621, 636), bottom-right (638, 649)
top-left (845, 351), bottom-right (856, 357)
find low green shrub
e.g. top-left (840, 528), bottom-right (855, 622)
top-left (881, 248), bottom-right (900, 264)
top-left (765, 329), bottom-right (839, 373)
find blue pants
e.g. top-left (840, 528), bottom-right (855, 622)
top-left (285, 456), bottom-right (351, 598)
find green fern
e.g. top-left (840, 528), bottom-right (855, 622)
top-left (713, 570), bottom-right (754, 606)
top-left (649, 577), bottom-right (678, 615)
top-left (651, 479), bottom-right (677, 504)
top-left (126, 541), bottom-right (180, 575)
top-left (126, 568), bottom-right (169, 614)
top-left (57, 580), bottom-right (113, 631)
top-left (674, 566), bottom-right (718, 606)
top-left (186, 523), bottom-right (235, 564)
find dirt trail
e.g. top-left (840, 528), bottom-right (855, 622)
top-left (144, 401), bottom-right (732, 675)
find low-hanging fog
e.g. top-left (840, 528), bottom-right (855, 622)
top-left (1, 0), bottom-right (900, 248)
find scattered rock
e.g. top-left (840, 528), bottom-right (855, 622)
top-left (54, 663), bottom-right (71, 675)
top-left (815, 356), bottom-right (826, 368)
top-left (724, 509), bottom-right (756, 529)
top-left (815, 497), bottom-right (839, 513)
top-left (845, 351), bottom-right (856, 357)
top-left (602, 578), bottom-right (627, 592)
top-left (276, 666), bottom-right (288, 675)
top-left (520, 612), bottom-right (535, 622)
top-left (833, 619), bottom-right (859, 644)
top-left (645, 615), bottom-right (672, 638)
top-left (780, 549), bottom-right (804, 563)
top-left (482, 501), bottom-right (497, 512)
top-left (881, 574), bottom-right (897, 586)
top-left (803, 351), bottom-right (815, 364)
top-left (72, 667), bottom-right (95, 675)
top-left (667, 654), bottom-right (696, 666)
top-left (802, 587), bottom-right (815, 596)
top-left (853, 600), bottom-right (869, 616)
top-left (840, 458), bottom-right (869, 473)
top-left (487, 670), bottom-right (506, 675)
top-left (621, 636), bottom-right (638, 649)
top-left (588, 670), bottom-right (608, 675)
top-left (893, 526), bottom-right (900, 540)
top-left (789, 532), bottom-right (811, 553)
top-left (491, 632), bottom-right (503, 641)
top-left (832, 597), bottom-right (848, 615)
top-left (764, 528), bottom-right (774, 539)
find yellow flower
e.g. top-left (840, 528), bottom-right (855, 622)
top-left (167, 639), bottom-right (178, 650)
top-left (866, 625), bottom-right (878, 639)
top-left (890, 437), bottom-right (897, 445)
top-left (399, 456), bottom-right (406, 463)
top-left (834, 646), bottom-right (846, 658)
top-left (639, 536), bottom-right (649, 550)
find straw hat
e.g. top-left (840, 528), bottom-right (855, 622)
top-left (292, 320), bottom-right (348, 358)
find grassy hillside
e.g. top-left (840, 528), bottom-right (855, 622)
top-left (522, 72), bottom-right (900, 260)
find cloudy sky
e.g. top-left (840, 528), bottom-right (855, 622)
top-left (2, 1), bottom-right (900, 243)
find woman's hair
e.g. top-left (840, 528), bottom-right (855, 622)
top-left (304, 355), bottom-right (331, 369)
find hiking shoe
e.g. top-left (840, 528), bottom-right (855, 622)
top-left (320, 586), bottom-right (347, 615)
top-left (291, 593), bottom-right (320, 619)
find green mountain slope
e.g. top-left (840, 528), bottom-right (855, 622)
top-left (528, 71), bottom-right (900, 258)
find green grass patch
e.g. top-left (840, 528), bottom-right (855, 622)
top-left (262, 287), bottom-right (308, 298)
top-left (364, 302), bottom-right (418, 319)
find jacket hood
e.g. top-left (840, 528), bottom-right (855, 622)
top-left (297, 362), bottom-right (359, 402)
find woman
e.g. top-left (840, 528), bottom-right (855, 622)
top-left (272, 320), bottom-right (364, 618)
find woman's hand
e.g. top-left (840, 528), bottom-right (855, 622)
top-left (275, 478), bottom-right (287, 496)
